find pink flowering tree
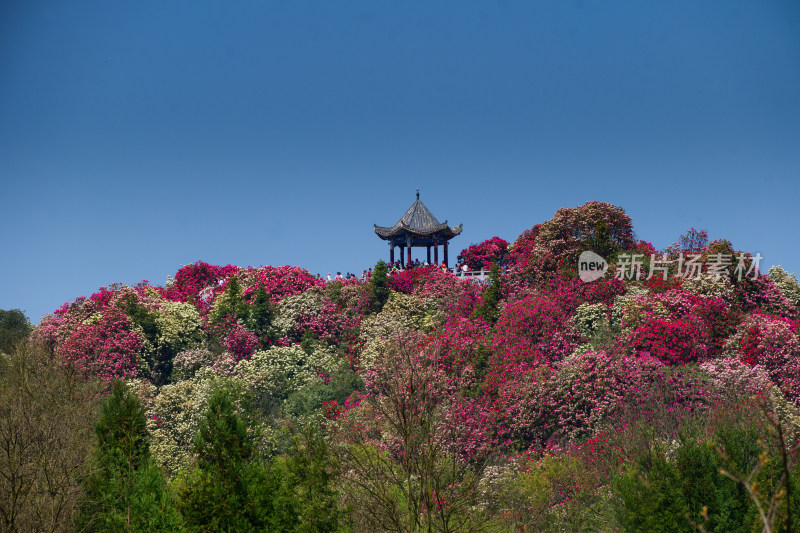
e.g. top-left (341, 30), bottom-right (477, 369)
top-left (222, 321), bottom-right (259, 361)
top-left (459, 237), bottom-right (508, 270)
top-left (239, 265), bottom-right (325, 303)
top-left (333, 334), bottom-right (497, 531)
top-left (500, 350), bottom-right (711, 448)
top-left (58, 306), bottom-right (144, 381)
top-left (487, 293), bottom-right (581, 394)
top-left (34, 284), bottom-right (168, 381)
top-left (734, 274), bottom-right (798, 318)
top-left (725, 311), bottom-right (800, 402)
top-left (162, 261), bottom-right (238, 313)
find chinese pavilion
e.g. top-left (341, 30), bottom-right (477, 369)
top-left (374, 190), bottom-right (462, 267)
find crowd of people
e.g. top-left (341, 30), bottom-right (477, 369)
top-left (315, 259), bottom-right (486, 283)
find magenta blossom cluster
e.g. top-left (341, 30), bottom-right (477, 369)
top-left (161, 261), bottom-right (239, 312)
top-left (222, 321), bottom-right (259, 360)
top-left (459, 236), bottom-right (508, 270)
top-left (239, 265), bottom-right (325, 303)
top-left (58, 306), bottom-right (144, 381)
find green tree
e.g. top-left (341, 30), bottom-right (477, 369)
top-left (77, 381), bottom-right (180, 532)
top-left (178, 387), bottom-right (286, 532)
top-left (472, 263), bottom-right (501, 325)
top-left (0, 309), bottom-right (31, 354)
top-left (249, 286), bottom-right (276, 348)
top-left (209, 277), bottom-right (250, 327)
top-left (614, 451), bottom-right (693, 533)
top-left (369, 260), bottom-right (390, 313)
top-left (581, 221), bottom-right (620, 262)
top-left (286, 423), bottom-right (351, 532)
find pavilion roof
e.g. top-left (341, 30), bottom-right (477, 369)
top-left (374, 194), bottom-right (462, 241)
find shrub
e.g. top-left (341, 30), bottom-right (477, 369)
top-left (501, 350), bottom-right (668, 445)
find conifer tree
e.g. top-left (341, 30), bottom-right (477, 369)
top-left (77, 381), bottom-right (180, 532)
top-left (473, 263), bottom-right (501, 325)
top-left (369, 260), bottom-right (390, 313)
top-left (287, 424), bottom-right (350, 532)
top-left (178, 387), bottom-right (281, 531)
top-left (249, 286), bottom-right (276, 348)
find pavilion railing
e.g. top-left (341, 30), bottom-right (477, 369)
top-left (385, 266), bottom-right (489, 282)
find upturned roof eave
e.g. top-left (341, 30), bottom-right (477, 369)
top-left (374, 223), bottom-right (462, 240)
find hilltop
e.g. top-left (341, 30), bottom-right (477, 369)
top-left (5, 200), bottom-right (800, 532)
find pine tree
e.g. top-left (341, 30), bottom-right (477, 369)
top-left (287, 424), bottom-right (350, 532)
top-left (473, 263), bottom-right (501, 325)
top-left (178, 387), bottom-right (281, 532)
top-left (77, 381), bottom-right (180, 532)
top-left (249, 286), bottom-right (276, 348)
top-left (369, 260), bottom-right (390, 313)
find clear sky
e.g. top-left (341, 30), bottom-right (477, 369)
top-left (2, 1), bottom-right (799, 323)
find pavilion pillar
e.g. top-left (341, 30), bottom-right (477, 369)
top-left (399, 245), bottom-right (405, 267)
top-left (444, 242), bottom-right (449, 268)
top-left (426, 245), bottom-right (431, 264)
top-left (408, 246), bottom-right (412, 266)
top-left (390, 245), bottom-right (395, 265)
top-left (434, 243), bottom-right (439, 265)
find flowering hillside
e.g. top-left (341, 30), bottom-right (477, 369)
top-left (5, 201), bottom-right (800, 532)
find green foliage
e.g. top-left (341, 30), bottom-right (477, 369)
top-left (283, 363), bottom-right (364, 420)
top-left (78, 381), bottom-right (181, 532)
top-left (286, 424), bottom-right (352, 532)
top-left (0, 308), bottom-right (32, 354)
top-left (614, 423), bottom-right (770, 533)
top-left (249, 286), bottom-right (276, 348)
top-left (120, 293), bottom-right (159, 348)
top-left (177, 387), bottom-right (280, 532)
top-left (581, 220), bottom-right (621, 262)
top-left (614, 449), bottom-right (693, 532)
top-left (119, 294), bottom-right (203, 385)
top-left (209, 276), bottom-right (250, 328)
top-left (369, 260), bottom-right (390, 313)
top-left (472, 263), bottom-right (501, 325)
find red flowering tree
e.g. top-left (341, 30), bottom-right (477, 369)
top-left (459, 237), bottom-right (508, 270)
top-left (625, 318), bottom-right (707, 365)
top-left (162, 261), bottom-right (238, 312)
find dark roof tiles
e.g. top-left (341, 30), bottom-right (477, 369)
top-left (374, 197), bottom-right (462, 240)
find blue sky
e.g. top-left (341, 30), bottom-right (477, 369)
top-left (2, 1), bottom-right (799, 323)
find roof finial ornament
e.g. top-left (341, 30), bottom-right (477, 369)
top-left (416, 187), bottom-right (419, 200)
